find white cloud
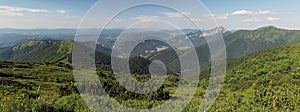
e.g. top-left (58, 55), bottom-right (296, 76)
top-left (130, 15), bottom-right (160, 21)
top-left (106, 18), bottom-right (125, 22)
top-left (204, 14), bottom-right (215, 17)
top-left (231, 10), bottom-right (253, 16)
top-left (256, 10), bottom-right (273, 15)
top-left (114, 19), bottom-right (124, 22)
top-left (241, 17), bottom-right (279, 23)
top-left (184, 18), bottom-right (202, 22)
top-left (231, 10), bottom-right (273, 16)
top-left (205, 10), bottom-right (274, 20)
top-left (267, 17), bottom-right (280, 21)
top-left (241, 18), bottom-right (262, 22)
top-left (204, 13), bottom-right (229, 20)
top-left (0, 6), bottom-right (49, 13)
top-left (216, 14), bottom-right (230, 20)
top-left (160, 12), bottom-right (190, 18)
top-left (57, 9), bottom-right (66, 14)
top-left (0, 5), bottom-right (49, 16)
top-left (0, 10), bottom-right (23, 16)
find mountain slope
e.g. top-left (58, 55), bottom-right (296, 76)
top-left (0, 40), bottom-right (73, 63)
top-left (148, 26), bottom-right (300, 73)
top-left (225, 26), bottom-right (300, 58)
top-left (209, 40), bottom-right (300, 111)
top-left (186, 26), bottom-right (232, 46)
top-left (0, 39), bottom-right (156, 75)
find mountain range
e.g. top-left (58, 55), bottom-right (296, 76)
top-left (144, 26), bottom-right (300, 72)
top-left (0, 26), bottom-right (300, 74)
top-left (0, 28), bottom-right (202, 48)
top-left (1, 26), bottom-right (300, 111)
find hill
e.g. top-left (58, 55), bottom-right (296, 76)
top-left (0, 38), bottom-right (299, 111)
top-left (208, 39), bottom-right (300, 111)
top-left (0, 40), bottom-right (73, 63)
top-left (148, 26), bottom-right (300, 72)
top-left (225, 25), bottom-right (300, 58)
top-left (0, 39), bottom-right (156, 75)
top-left (0, 39), bottom-right (113, 63)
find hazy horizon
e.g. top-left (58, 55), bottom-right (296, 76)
top-left (0, 0), bottom-right (300, 30)
top-left (0, 25), bottom-right (298, 31)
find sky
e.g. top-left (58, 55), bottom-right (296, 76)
top-left (0, 0), bottom-right (299, 30)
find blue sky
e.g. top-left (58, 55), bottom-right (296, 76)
top-left (0, 0), bottom-right (299, 30)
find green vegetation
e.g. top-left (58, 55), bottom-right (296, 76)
top-left (1, 26), bottom-right (300, 111)
top-left (0, 61), bottom-right (84, 111)
top-left (1, 41), bottom-right (300, 111)
top-left (0, 40), bottom-right (73, 63)
top-left (225, 26), bottom-right (300, 58)
top-left (209, 41), bottom-right (300, 111)
top-left (0, 61), bottom-right (176, 111)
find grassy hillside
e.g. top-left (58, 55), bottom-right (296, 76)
top-left (225, 26), bottom-right (300, 58)
top-left (0, 61), bottom-right (82, 111)
top-left (0, 61), bottom-right (176, 111)
top-left (0, 39), bottom-right (170, 75)
top-left (0, 40), bottom-right (300, 111)
top-left (209, 41), bottom-right (300, 111)
top-left (0, 40), bottom-right (73, 63)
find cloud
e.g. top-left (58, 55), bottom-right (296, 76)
top-left (205, 13), bottom-right (229, 20)
top-left (206, 10), bottom-right (274, 20)
top-left (160, 12), bottom-right (190, 18)
top-left (113, 19), bottom-right (124, 22)
top-left (65, 15), bottom-right (81, 20)
top-left (267, 17), bottom-right (280, 21)
top-left (107, 18), bottom-right (124, 22)
top-left (256, 10), bottom-right (273, 15)
top-left (241, 18), bottom-right (262, 22)
top-left (231, 10), bottom-right (253, 16)
top-left (0, 5), bottom-right (49, 16)
top-left (184, 18), bottom-right (202, 22)
top-left (231, 10), bottom-right (273, 16)
top-left (130, 15), bottom-right (160, 21)
top-left (56, 9), bottom-right (66, 14)
top-left (0, 6), bottom-right (49, 13)
top-left (0, 10), bottom-right (23, 16)
top-left (216, 14), bottom-right (230, 20)
top-left (204, 14), bottom-right (215, 17)
top-left (241, 17), bottom-right (279, 23)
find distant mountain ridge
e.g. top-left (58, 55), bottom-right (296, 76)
top-left (148, 26), bottom-right (300, 72)
top-left (0, 27), bottom-right (230, 49)
top-left (1, 26), bottom-right (300, 74)
top-left (187, 26), bottom-right (231, 38)
top-left (185, 26), bottom-right (232, 46)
